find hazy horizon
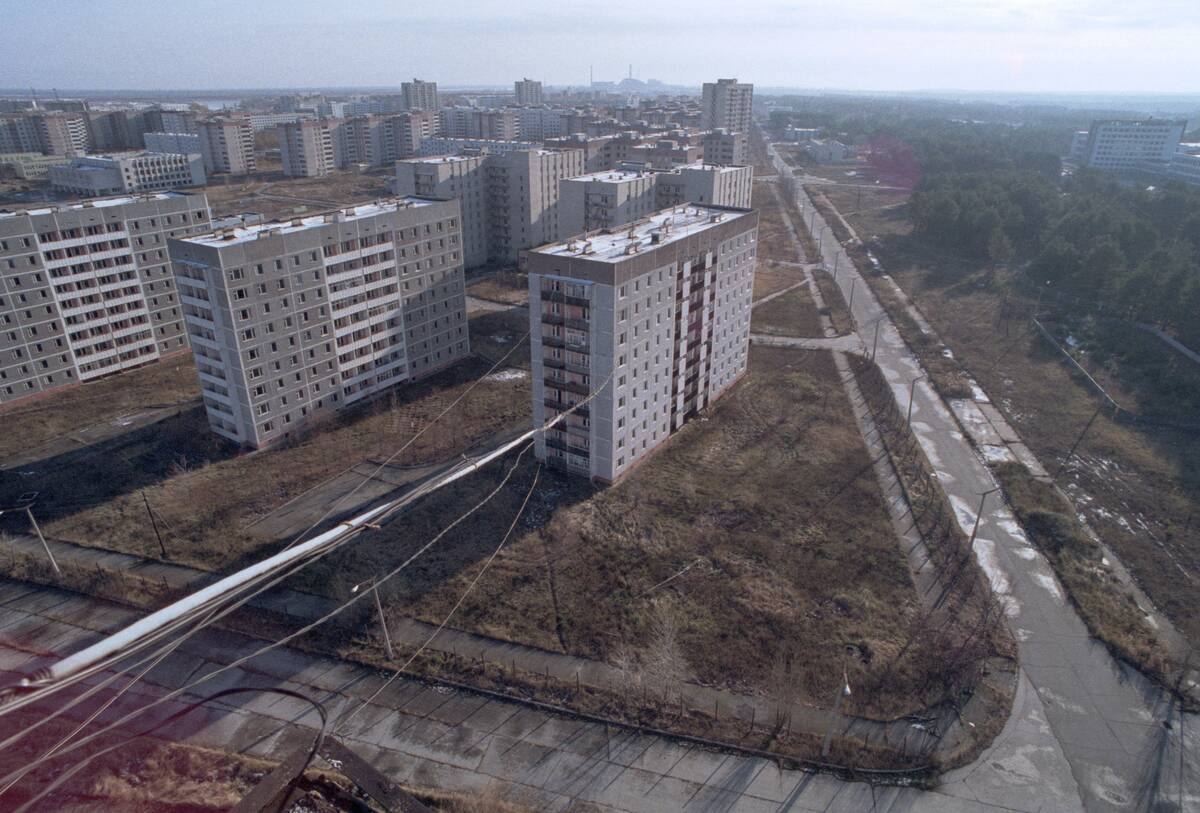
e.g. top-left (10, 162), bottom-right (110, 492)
top-left (5, 0), bottom-right (1198, 95)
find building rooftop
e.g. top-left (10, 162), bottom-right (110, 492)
top-left (0, 191), bottom-right (189, 219)
top-left (533, 205), bottom-right (751, 263)
top-left (563, 169), bottom-right (654, 184)
top-left (177, 197), bottom-right (437, 247)
top-left (401, 154), bottom-right (484, 165)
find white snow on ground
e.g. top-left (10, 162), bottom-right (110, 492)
top-left (1033, 573), bottom-right (1065, 602)
top-left (485, 369), bottom-right (528, 382)
top-left (974, 537), bottom-right (1020, 615)
top-left (996, 514), bottom-right (1030, 543)
top-left (969, 381), bottom-right (990, 403)
top-left (1013, 547), bottom-right (1038, 561)
top-left (949, 494), bottom-right (977, 531)
top-left (981, 444), bottom-right (1017, 463)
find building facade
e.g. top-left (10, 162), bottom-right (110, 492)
top-left (439, 108), bottom-right (520, 141)
top-left (197, 118), bottom-right (257, 175)
top-left (394, 156), bottom-right (490, 269)
top-left (699, 129), bottom-right (748, 165)
top-left (485, 149), bottom-right (585, 263)
top-left (401, 79), bottom-right (439, 111)
top-left (48, 152), bottom-right (207, 196)
top-left (0, 192), bottom-right (211, 405)
top-left (168, 197), bottom-right (469, 448)
top-left (0, 113), bottom-right (92, 156)
top-left (144, 131), bottom-right (202, 156)
top-left (700, 79), bottom-right (754, 133)
top-left (1082, 119), bottom-right (1187, 172)
top-left (527, 204), bottom-right (758, 482)
top-left (514, 79), bottom-right (544, 106)
top-left (278, 119), bottom-right (337, 178)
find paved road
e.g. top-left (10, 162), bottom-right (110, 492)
top-left (765, 136), bottom-right (1199, 812)
top-left (0, 579), bottom-right (1086, 812)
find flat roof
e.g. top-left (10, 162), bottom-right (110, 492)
top-left (563, 169), bottom-right (653, 184)
top-left (177, 197), bottom-right (437, 247)
top-left (401, 154), bottom-right (483, 164)
top-left (0, 191), bottom-right (189, 219)
top-left (532, 205), bottom-right (751, 263)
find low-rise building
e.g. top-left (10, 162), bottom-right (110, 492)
top-left (526, 203), bottom-right (758, 482)
top-left (1081, 119), bottom-right (1187, 172)
top-left (168, 197), bottom-right (469, 447)
top-left (48, 152), bottom-right (206, 196)
top-left (0, 152), bottom-right (71, 179)
top-left (655, 163), bottom-right (753, 210)
top-left (0, 192), bottom-right (211, 404)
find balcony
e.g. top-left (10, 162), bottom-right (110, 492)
top-left (542, 356), bottom-right (591, 376)
top-left (545, 435), bottom-right (590, 458)
top-left (540, 313), bottom-right (590, 331)
top-left (541, 334), bottom-right (589, 353)
top-left (539, 290), bottom-right (590, 308)
top-left (545, 376), bottom-right (590, 396)
top-left (544, 398), bottom-right (588, 417)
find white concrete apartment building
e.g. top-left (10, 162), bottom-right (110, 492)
top-left (516, 107), bottom-right (565, 141)
top-left (48, 152), bottom-right (206, 196)
top-left (394, 156), bottom-right (490, 269)
top-left (0, 112), bottom-right (92, 156)
top-left (396, 148), bottom-right (585, 265)
top-left (656, 163), bottom-right (754, 211)
top-left (700, 79), bottom-right (754, 133)
top-left (417, 137), bottom-right (539, 156)
top-left (402, 79), bottom-right (439, 111)
top-left (168, 197), bottom-right (469, 448)
top-left (527, 204), bottom-right (758, 482)
top-left (1082, 119), bottom-right (1187, 172)
top-left (439, 108), bottom-right (520, 141)
top-left (196, 118), bottom-right (257, 175)
top-left (559, 163), bottom-right (753, 238)
top-left (0, 192), bottom-right (211, 405)
top-left (699, 129), bottom-right (748, 165)
top-left (514, 79), bottom-right (544, 106)
top-left (486, 149), bottom-right (585, 263)
top-left (279, 119), bottom-right (337, 178)
top-left (144, 131), bottom-right (202, 156)
top-left (558, 168), bottom-right (660, 236)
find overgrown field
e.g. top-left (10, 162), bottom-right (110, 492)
top-left (839, 185), bottom-right (1200, 653)
top-left (1, 312), bottom-right (531, 571)
top-left (299, 347), bottom-right (935, 718)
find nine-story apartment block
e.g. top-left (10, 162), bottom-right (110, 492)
top-left (526, 203), bottom-right (758, 482)
top-left (168, 197), bottom-right (469, 449)
top-left (0, 192), bottom-right (211, 405)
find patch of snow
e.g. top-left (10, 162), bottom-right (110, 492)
top-left (980, 444), bottom-right (1016, 463)
top-left (1013, 547), bottom-right (1037, 561)
top-left (1037, 686), bottom-right (1087, 715)
top-left (485, 368), bottom-right (528, 382)
top-left (995, 514), bottom-right (1029, 543)
top-left (968, 381), bottom-right (990, 403)
top-left (974, 537), bottom-right (1020, 615)
top-left (941, 347), bottom-right (954, 358)
top-left (949, 494), bottom-right (977, 531)
top-left (1033, 572), bottom-right (1064, 602)
top-left (1065, 334), bottom-right (1081, 348)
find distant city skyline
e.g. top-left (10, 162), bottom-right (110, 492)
top-left (5, 0), bottom-right (1199, 94)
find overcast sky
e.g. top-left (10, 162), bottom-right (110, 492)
top-left (3, 0), bottom-right (1198, 93)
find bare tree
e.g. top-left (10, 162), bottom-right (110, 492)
top-left (643, 598), bottom-right (691, 705)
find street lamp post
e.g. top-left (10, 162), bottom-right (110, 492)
top-left (871, 318), bottom-right (882, 361)
top-left (848, 277), bottom-right (857, 315)
top-left (906, 374), bottom-right (928, 428)
top-left (354, 577), bottom-right (395, 660)
top-left (968, 487), bottom-right (1003, 548)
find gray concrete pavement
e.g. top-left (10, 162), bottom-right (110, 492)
top-left (765, 134), bottom-right (1199, 812)
top-left (0, 579), bottom-right (1095, 812)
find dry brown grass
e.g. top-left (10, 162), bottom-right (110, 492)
top-left (753, 259), bottom-right (803, 301)
top-left (303, 347), bottom-right (933, 719)
top-left (201, 170), bottom-right (395, 221)
top-left (812, 270), bottom-right (854, 336)
top-left (18, 313), bottom-right (531, 571)
top-left (467, 271), bottom-right (529, 306)
top-left (752, 283), bottom-right (823, 338)
top-left (0, 353), bottom-right (200, 462)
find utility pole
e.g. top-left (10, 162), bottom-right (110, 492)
top-left (968, 488), bottom-right (1002, 548)
top-left (1055, 402), bottom-right (1105, 480)
top-left (907, 374), bottom-right (928, 428)
top-left (1, 493), bottom-right (59, 574)
top-left (142, 491), bottom-right (167, 559)
top-left (820, 670), bottom-right (852, 757)
top-left (848, 277), bottom-right (857, 315)
top-left (871, 319), bottom-right (882, 361)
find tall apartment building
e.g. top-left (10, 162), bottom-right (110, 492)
top-left (402, 79), bottom-right (439, 111)
top-left (514, 79), bottom-right (544, 106)
top-left (516, 107), bottom-right (565, 141)
top-left (0, 192), bottom-right (211, 405)
top-left (394, 156), bottom-right (490, 269)
top-left (168, 197), bottom-right (469, 448)
top-left (89, 110), bottom-right (150, 151)
top-left (0, 113), bottom-right (91, 156)
top-left (700, 79), bottom-right (754, 133)
top-left (391, 110), bottom-right (439, 158)
top-left (1081, 119), bottom-right (1187, 172)
top-left (699, 129), bottom-right (748, 165)
top-left (439, 108), bottom-right (519, 141)
top-left (196, 118), bottom-right (257, 175)
top-left (417, 137), bottom-right (540, 156)
top-left (279, 119), bottom-right (337, 177)
top-left (558, 168), bottom-right (660, 236)
top-left (486, 149), bottom-right (585, 263)
top-left (144, 132), bottom-right (202, 156)
top-left (559, 163), bottom-right (753, 238)
top-left (527, 204), bottom-right (758, 482)
top-left (396, 148), bottom-right (584, 265)
top-left (48, 153), bottom-right (206, 196)
top-left (144, 108), bottom-right (199, 136)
